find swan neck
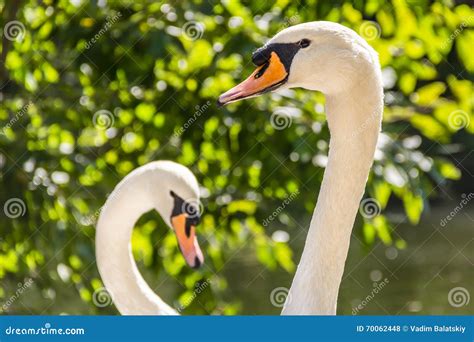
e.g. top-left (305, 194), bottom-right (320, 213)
top-left (282, 83), bottom-right (383, 314)
top-left (95, 172), bottom-right (177, 315)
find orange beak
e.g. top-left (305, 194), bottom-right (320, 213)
top-left (217, 51), bottom-right (288, 106)
top-left (171, 214), bottom-right (204, 268)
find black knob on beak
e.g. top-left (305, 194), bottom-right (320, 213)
top-left (252, 46), bottom-right (271, 66)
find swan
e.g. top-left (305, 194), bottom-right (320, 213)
top-left (218, 21), bottom-right (383, 314)
top-left (96, 161), bottom-right (202, 314)
top-left (96, 21), bottom-right (383, 315)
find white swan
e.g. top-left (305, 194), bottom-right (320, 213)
top-left (96, 161), bottom-right (202, 314)
top-left (96, 21), bottom-right (383, 315)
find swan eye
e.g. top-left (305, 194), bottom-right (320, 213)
top-left (298, 39), bottom-right (311, 48)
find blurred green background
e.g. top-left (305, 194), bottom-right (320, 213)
top-left (0, 0), bottom-right (473, 315)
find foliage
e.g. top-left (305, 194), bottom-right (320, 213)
top-left (0, 0), bottom-right (472, 314)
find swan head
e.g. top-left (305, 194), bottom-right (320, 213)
top-left (149, 161), bottom-right (204, 269)
top-left (218, 21), bottom-right (379, 104)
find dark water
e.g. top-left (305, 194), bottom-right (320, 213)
top-left (222, 201), bottom-right (473, 315)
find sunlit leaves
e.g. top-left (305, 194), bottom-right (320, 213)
top-left (227, 200), bottom-right (257, 215)
top-left (412, 82), bottom-right (446, 106)
top-left (457, 31), bottom-right (474, 72)
top-left (1, 0), bottom-right (472, 315)
top-left (373, 181), bottom-right (391, 209)
top-left (438, 160), bottom-right (461, 181)
top-left (135, 103), bottom-right (156, 123)
top-left (411, 114), bottom-right (449, 143)
top-left (274, 242), bottom-right (295, 273)
top-left (187, 40), bottom-right (214, 70)
top-left (362, 216), bottom-right (392, 246)
top-left (402, 191), bottom-right (424, 225)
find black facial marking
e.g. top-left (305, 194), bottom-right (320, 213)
top-left (254, 62), bottom-right (270, 79)
top-left (170, 191), bottom-right (200, 230)
top-left (252, 46), bottom-right (272, 66)
top-left (193, 256), bottom-right (201, 269)
top-left (185, 219), bottom-right (192, 238)
top-left (251, 42), bottom-right (302, 73)
top-left (170, 190), bottom-right (185, 218)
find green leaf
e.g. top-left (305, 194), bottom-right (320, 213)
top-left (403, 191), bottom-right (423, 225)
top-left (373, 181), bottom-right (391, 208)
top-left (135, 103), bottom-right (156, 123)
top-left (412, 82), bottom-right (446, 106)
top-left (439, 161), bottom-right (461, 180)
top-left (227, 200), bottom-right (257, 215)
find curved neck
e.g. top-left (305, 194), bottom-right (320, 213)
top-left (282, 80), bottom-right (383, 314)
top-left (96, 172), bottom-right (177, 315)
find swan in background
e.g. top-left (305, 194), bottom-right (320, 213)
top-left (96, 21), bottom-right (383, 315)
top-left (96, 161), bottom-right (203, 314)
top-left (218, 21), bottom-right (383, 314)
